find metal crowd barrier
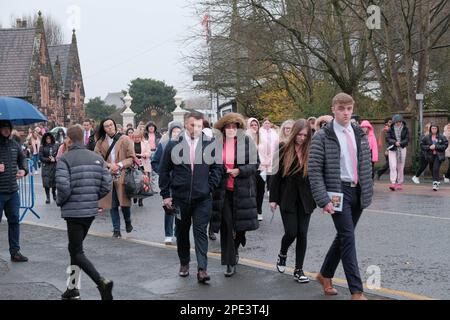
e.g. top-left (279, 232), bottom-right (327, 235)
top-left (18, 160), bottom-right (40, 223)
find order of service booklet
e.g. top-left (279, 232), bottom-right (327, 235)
top-left (327, 192), bottom-right (344, 212)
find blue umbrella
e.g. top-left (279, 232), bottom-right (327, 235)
top-left (0, 97), bottom-right (47, 125)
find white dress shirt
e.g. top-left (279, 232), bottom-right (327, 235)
top-left (106, 135), bottom-right (117, 164)
top-left (333, 120), bottom-right (358, 183)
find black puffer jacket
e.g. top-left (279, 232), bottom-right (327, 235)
top-left (0, 136), bottom-right (28, 193)
top-left (211, 134), bottom-right (260, 233)
top-left (308, 121), bottom-right (373, 209)
top-left (420, 133), bottom-right (448, 162)
top-left (56, 144), bottom-right (112, 218)
top-left (386, 122), bottom-right (409, 151)
top-left (39, 143), bottom-right (59, 188)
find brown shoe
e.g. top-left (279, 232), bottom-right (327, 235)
top-left (316, 273), bottom-right (338, 296)
top-left (179, 264), bottom-right (189, 277)
top-left (197, 269), bottom-right (210, 283)
top-left (351, 293), bottom-right (368, 300)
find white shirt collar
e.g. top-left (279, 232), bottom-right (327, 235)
top-left (334, 120), bottom-right (353, 133)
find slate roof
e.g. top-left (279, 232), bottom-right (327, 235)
top-left (0, 28), bottom-right (36, 97)
top-left (104, 92), bottom-right (124, 109)
top-left (48, 44), bottom-right (71, 92)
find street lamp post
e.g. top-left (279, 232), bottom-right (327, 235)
top-left (416, 93), bottom-right (424, 136)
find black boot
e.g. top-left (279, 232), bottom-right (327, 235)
top-left (52, 189), bottom-right (57, 202)
top-left (125, 221), bottom-right (133, 233)
top-left (45, 188), bottom-right (50, 204)
top-left (97, 277), bottom-right (113, 300)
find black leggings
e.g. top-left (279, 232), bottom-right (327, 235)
top-left (415, 154), bottom-right (432, 177)
top-left (45, 187), bottom-right (56, 198)
top-left (66, 217), bottom-right (101, 286)
top-left (445, 158), bottom-right (450, 179)
top-left (279, 204), bottom-right (311, 270)
top-left (429, 155), bottom-right (442, 181)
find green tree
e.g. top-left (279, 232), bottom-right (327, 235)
top-left (127, 78), bottom-right (177, 119)
top-left (85, 97), bottom-right (116, 121)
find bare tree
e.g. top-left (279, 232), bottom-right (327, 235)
top-left (10, 12), bottom-right (65, 45)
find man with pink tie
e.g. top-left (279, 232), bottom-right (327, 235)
top-left (82, 119), bottom-right (95, 151)
top-left (308, 93), bottom-right (374, 300)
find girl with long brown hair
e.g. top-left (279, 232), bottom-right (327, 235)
top-left (269, 119), bottom-right (316, 283)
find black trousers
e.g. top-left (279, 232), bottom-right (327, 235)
top-left (220, 191), bottom-right (245, 266)
top-left (279, 203), bottom-right (311, 270)
top-left (65, 217), bottom-right (101, 286)
top-left (175, 197), bottom-right (212, 271)
top-left (256, 174), bottom-right (265, 215)
top-left (320, 184), bottom-right (364, 294)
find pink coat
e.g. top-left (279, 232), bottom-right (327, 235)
top-left (360, 120), bottom-right (379, 162)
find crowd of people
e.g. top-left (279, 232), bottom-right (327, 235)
top-left (1, 92), bottom-right (450, 301)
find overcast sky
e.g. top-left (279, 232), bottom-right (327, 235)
top-left (0, 0), bottom-right (204, 101)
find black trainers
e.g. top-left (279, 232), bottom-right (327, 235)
top-left (293, 269), bottom-right (310, 283)
top-left (97, 277), bottom-right (113, 300)
top-left (11, 251), bottom-right (28, 262)
top-left (125, 221), bottom-right (133, 233)
top-left (112, 231), bottom-right (122, 238)
top-left (61, 288), bottom-right (81, 300)
top-left (276, 254), bottom-right (287, 273)
top-left (45, 198), bottom-right (50, 204)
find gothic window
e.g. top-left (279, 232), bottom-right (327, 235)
top-left (74, 82), bottom-right (81, 108)
top-left (40, 76), bottom-right (49, 107)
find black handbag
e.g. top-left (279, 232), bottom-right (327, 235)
top-left (124, 166), bottom-right (154, 199)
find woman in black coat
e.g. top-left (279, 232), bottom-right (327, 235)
top-left (420, 123), bottom-right (448, 191)
top-left (269, 119), bottom-right (316, 283)
top-left (211, 113), bottom-right (259, 277)
top-left (39, 132), bottom-right (59, 204)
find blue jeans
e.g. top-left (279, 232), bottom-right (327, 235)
top-left (164, 213), bottom-right (176, 237)
top-left (110, 185), bottom-right (131, 232)
top-left (32, 154), bottom-right (39, 172)
top-left (0, 192), bottom-right (21, 255)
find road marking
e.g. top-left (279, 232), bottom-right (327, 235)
top-left (366, 209), bottom-right (450, 221)
top-left (21, 220), bottom-right (435, 300)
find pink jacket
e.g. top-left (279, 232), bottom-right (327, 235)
top-left (360, 120), bottom-right (379, 162)
top-left (259, 127), bottom-right (279, 173)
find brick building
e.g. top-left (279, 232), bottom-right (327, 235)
top-left (0, 12), bottom-right (85, 127)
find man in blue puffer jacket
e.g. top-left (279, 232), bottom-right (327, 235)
top-left (56, 125), bottom-right (113, 300)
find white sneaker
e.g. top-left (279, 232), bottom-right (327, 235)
top-left (258, 214), bottom-right (263, 221)
top-left (444, 175), bottom-right (450, 183)
top-left (432, 181), bottom-right (439, 191)
top-left (164, 237), bottom-right (173, 245)
top-left (412, 176), bottom-right (420, 184)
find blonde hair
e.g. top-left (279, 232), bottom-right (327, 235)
top-left (133, 130), bottom-right (144, 139)
top-left (332, 93), bottom-right (354, 107)
top-left (279, 119), bottom-right (295, 143)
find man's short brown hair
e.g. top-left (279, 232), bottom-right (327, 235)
top-left (332, 93), bottom-right (354, 107)
top-left (184, 111), bottom-right (204, 122)
top-left (67, 125), bottom-right (83, 144)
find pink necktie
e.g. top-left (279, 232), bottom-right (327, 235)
top-left (344, 128), bottom-right (358, 184)
top-left (85, 132), bottom-right (89, 145)
top-left (190, 139), bottom-right (195, 172)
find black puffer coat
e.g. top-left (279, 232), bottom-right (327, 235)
top-left (211, 113), bottom-right (260, 234)
top-left (39, 141), bottom-right (59, 188)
